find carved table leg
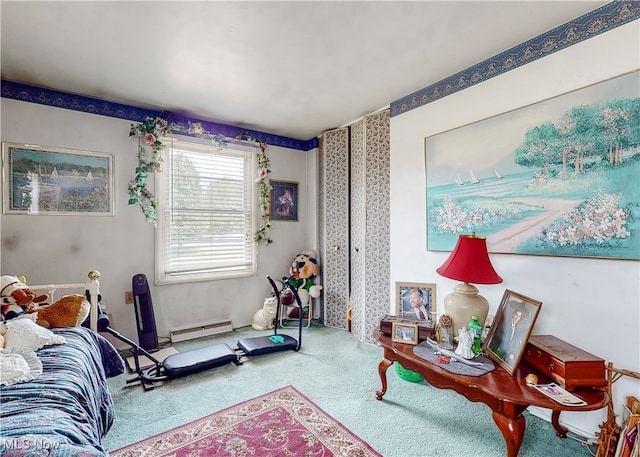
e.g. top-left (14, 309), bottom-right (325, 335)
top-left (551, 411), bottom-right (568, 438)
top-left (375, 358), bottom-right (393, 400)
top-left (492, 411), bottom-right (525, 457)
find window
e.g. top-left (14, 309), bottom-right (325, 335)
top-left (155, 137), bottom-right (256, 284)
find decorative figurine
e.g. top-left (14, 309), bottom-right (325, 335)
top-left (455, 327), bottom-right (474, 359)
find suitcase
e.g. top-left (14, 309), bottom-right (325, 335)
top-left (523, 335), bottom-right (606, 391)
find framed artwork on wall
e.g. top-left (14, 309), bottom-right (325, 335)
top-left (483, 289), bottom-right (542, 376)
top-left (395, 282), bottom-right (436, 322)
top-left (2, 142), bottom-right (114, 216)
top-left (424, 71), bottom-right (640, 260)
top-left (270, 179), bottom-right (298, 221)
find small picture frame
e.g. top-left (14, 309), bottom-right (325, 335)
top-left (270, 179), bottom-right (298, 221)
top-left (2, 142), bottom-right (114, 216)
top-left (395, 282), bottom-right (436, 322)
top-left (391, 322), bottom-right (419, 345)
top-left (483, 290), bottom-right (542, 375)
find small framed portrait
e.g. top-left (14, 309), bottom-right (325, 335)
top-left (270, 179), bottom-right (298, 221)
top-left (483, 290), bottom-right (542, 375)
top-left (391, 322), bottom-right (419, 345)
top-left (395, 282), bottom-right (436, 322)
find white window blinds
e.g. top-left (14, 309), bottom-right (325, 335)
top-left (156, 138), bottom-right (256, 283)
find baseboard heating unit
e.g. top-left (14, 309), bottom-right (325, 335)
top-left (170, 320), bottom-right (233, 343)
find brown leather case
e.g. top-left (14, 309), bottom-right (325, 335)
top-left (523, 335), bottom-right (606, 391)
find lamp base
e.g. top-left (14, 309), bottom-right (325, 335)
top-left (443, 283), bottom-right (489, 334)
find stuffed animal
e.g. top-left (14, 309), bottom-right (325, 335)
top-left (27, 294), bottom-right (91, 329)
top-left (251, 296), bottom-right (278, 330)
top-left (285, 250), bottom-right (323, 319)
top-left (1, 275), bottom-right (47, 321)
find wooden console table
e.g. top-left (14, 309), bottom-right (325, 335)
top-left (374, 328), bottom-right (608, 457)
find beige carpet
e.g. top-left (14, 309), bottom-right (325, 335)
top-left (126, 347), bottom-right (178, 370)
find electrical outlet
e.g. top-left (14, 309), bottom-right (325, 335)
top-left (125, 291), bottom-right (134, 304)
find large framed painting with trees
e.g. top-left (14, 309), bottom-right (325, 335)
top-left (425, 71), bottom-right (639, 260)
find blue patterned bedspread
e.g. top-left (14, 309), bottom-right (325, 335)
top-left (0, 327), bottom-right (124, 456)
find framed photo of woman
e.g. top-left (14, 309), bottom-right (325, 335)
top-left (483, 290), bottom-right (542, 375)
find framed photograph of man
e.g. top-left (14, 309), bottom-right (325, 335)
top-left (484, 290), bottom-right (542, 375)
top-left (391, 322), bottom-right (419, 345)
top-left (395, 282), bottom-right (436, 322)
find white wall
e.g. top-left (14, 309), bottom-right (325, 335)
top-left (390, 21), bottom-right (640, 437)
top-left (1, 100), bottom-right (316, 345)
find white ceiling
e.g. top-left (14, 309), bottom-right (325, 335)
top-left (1, 1), bottom-right (608, 140)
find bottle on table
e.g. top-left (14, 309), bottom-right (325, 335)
top-left (468, 315), bottom-right (483, 356)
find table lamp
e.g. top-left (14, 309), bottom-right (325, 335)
top-left (436, 233), bottom-right (502, 333)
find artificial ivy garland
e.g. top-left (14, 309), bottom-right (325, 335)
top-left (128, 116), bottom-right (170, 226)
top-left (254, 142), bottom-right (273, 245)
top-left (129, 115), bottom-right (273, 245)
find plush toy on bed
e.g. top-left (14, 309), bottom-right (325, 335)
top-left (1, 275), bottom-right (48, 321)
top-left (27, 294), bottom-right (91, 329)
top-left (285, 250), bottom-right (323, 319)
top-left (1, 275), bottom-right (90, 328)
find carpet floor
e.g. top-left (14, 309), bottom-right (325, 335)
top-left (110, 385), bottom-right (381, 457)
top-left (104, 323), bottom-right (599, 457)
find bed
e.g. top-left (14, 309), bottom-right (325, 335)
top-left (0, 271), bottom-right (125, 456)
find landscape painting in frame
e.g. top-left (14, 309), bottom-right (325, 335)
top-left (2, 143), bottom-right (114, 216)
top-left (425, 71), bottom-right (639, 260)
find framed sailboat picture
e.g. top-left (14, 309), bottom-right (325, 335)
top-left (2, 143), bottom-right (114, 216)
top-left (424, 71), bottom-right (640, 260)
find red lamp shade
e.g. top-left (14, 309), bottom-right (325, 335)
top-left (436, 233), bottom-right (502, 285)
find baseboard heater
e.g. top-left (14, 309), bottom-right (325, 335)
top-left (170, 320), bottom-right (233, 343)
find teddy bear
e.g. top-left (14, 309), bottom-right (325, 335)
top-left (1, 275), bottom-right (90, 328)
top-left (27, 294), bottom-right (91, 329)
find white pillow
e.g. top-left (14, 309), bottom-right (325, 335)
top-left (0, 347), bottom-right (43, 386)
top-left (1, 314), bottom-right (66, 350)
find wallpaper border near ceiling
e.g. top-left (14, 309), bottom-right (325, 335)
top-left (390, 1), bottom-right (639, 118)
top-left (0, 80), bottom-right (318, 152)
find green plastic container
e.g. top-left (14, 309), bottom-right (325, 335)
top-left (394, 362), bottom-right (424, 382)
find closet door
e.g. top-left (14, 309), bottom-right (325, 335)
top-left (319, 128), bottom-right (350, 329)
top-left (350, 110), bottom-right (390, 344)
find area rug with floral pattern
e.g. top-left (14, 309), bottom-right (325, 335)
top-left (110, 385), bottom-right (382, 457)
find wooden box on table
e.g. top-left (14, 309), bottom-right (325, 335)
top-left (379, 315), bottom-right (435, 342)
top-left (523, 335), bottom-right (606, 391)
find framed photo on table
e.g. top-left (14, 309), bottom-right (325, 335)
top-left (270, 179), bottom-right (298, 221)
top-left (391, 322), bottom-right (419, 345)
top-left (395, 282), bottom-right (436, 322)
top-left (2, 142), bottom-right (114, 216)
top-left (483, 290), bottom-right (542, 375)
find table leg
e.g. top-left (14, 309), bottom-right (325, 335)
top-left (375, 358), bottom-right (393, 400)
top-left (551, 411), bottom-right (568, 438)
top-left (492, 411), bottom-right (525, 457)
